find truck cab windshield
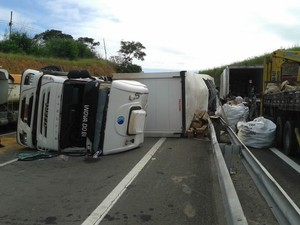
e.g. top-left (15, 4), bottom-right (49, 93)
top-left (60, 80), bottom-right (92, 149)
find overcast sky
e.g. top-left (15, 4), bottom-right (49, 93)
top-left (1, 0), bottom-right (299, 72)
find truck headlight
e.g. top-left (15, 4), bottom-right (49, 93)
top-left (19, 132), bottom-right (27, 145)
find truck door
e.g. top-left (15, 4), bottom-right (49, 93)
top-left (17, 70), bottom-right (43, 147)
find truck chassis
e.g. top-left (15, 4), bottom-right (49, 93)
top-left (263, 90), bottom-right (300, 154)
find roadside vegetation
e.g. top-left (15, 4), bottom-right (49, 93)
top-left (0, 29), bottom-right (146, 74)
top-left (1, 28), bottom-right (299, 81)
top-left (0, 52), bottom-right (115, 75)
top-left (199, 46), bottom-right (300, 87)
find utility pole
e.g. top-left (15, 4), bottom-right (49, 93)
top-left (103, 38), bottom-right (107, 59)
top-left (9, 11), bottom-right (13, 39)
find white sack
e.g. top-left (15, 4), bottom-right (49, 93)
top-left (237, 117), bottom-right (276, 148)
top-left (237, 103), bottom-right (249, 122)
top-left (216, 103), bottom-right (246, 131)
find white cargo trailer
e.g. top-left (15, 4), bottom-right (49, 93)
top-left (113, 71), bottom-right (215, 137)
top-left (219, 65), bottom-right (263, 101)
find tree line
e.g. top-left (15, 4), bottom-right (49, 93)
top-left (0, 29), bottom-right (146, 72)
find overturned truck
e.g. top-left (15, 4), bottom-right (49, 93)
top-left (113, 71), bottom-right (216, 137)
top-left (17, 69), bottom-right (149, 155)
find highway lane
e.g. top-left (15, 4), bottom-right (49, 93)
top-left (0, 136), bottom-right (159, 225)
top-left (99, 138), bottom-right (226, 225)
top-left (217, 118), bottom-right (300, 225)
top-left (249, 147), bottom-right (300, 209)
top-left (2, 130), bottom-right (296, 225)
top-left (0, 136), bottom-right (227, 225)
top-left (0, 132), bottom-right (21, 164)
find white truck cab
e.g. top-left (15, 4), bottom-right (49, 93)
top-left (17, 69), bottom-right (148, 155)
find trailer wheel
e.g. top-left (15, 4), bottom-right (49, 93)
top-left (275, 117), bottom-right (283, 147)
top-left (283, 121), bottom-right (296, 155)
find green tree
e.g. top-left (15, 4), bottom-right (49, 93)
top-left (119, 40), bottom-right (146, 64)
top-left (33, 30), bottom-right (98, 59)
top-left (0, 29), bottom-right (100, 60)
top-left (111, 40), bottom-right (146, 73)
top-left (115, 63), bottom-right (142, 73)
top-left (34, 29), bottom-right (73, 43)
top-left (77, 37), bottom-right (100, 51)
top-left (0, 32), bottom-right (36, 54)
top-left (45, 38), bottom-right (79, 60)
top-left (76, 41), bottom-right (95, 58)
top-left (76, 37), bottom-right (100, 58)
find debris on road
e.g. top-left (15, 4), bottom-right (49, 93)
top-left (187, 111), bottom-right (209, 138)
top-left (17, 151), bottom-right (55, 161)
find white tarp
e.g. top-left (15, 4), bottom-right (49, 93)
top-left (185, 73), bottom-right (212, 132)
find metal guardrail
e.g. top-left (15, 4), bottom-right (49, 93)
top-left (219, 117), bottom-right (300, 225)
top-left (208, 117), bottom-right (248, 225)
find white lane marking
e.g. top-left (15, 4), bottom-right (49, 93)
top-left (0, 158), bottom-right (18, 167)
top-left (270, 147), bottom-right (300, 174)
top-left (81, 138), bottom-right (166, 225)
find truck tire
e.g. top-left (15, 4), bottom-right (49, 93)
top-left (275, 117), bottom-right (283, 147)
top-left (283, 120), bottom-right (296, 155)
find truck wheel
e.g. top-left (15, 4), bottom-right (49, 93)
top-left (275, 117), bottom-right (283, 147)
top-left (283, 121), bottom-right (296, 155)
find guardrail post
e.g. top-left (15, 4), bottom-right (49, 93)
top-left (219, 144), bottom-right (241, 173)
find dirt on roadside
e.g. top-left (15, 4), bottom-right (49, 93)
top-left (0, 53), bottom-right (115, 77)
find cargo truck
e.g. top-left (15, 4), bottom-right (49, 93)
top-left (0, 68), bottom-right (20, 126)
top-left (17, 69), bottom-right (149, 155)
top-left (219, 65), bottom-right (264, 101)
top-left (113, 71), bottom-right (216, 137)
top-left (262, 49), bottom-right (300, 155)
top-left (219, 65), bottom-right (264, 120)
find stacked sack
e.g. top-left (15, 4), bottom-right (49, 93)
top-left (216, 96), bottom-right (249, 132)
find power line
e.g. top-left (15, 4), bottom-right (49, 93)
top-left (1, 17), bottom-right (44, 36)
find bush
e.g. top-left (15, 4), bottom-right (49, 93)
top-left (0, 32), bottom-right (36, 54)
top-left (45, 39), bottom-right (79, 60)
top-left (0, 31), bottom-right (98, 60)
top-left (115, 63), bottom-right (142, 73)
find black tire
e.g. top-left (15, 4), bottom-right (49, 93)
top-left (283, 120), bottom-right (296, 155)
top-left (275, 117), bottom-right (283, 147)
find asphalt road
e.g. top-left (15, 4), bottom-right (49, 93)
top-left (0, 135), bottom-right (226, 225)
top-left (249, 147), bottom-right (300, 209)
top-left (100, 138), bottom-right (226, 225)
